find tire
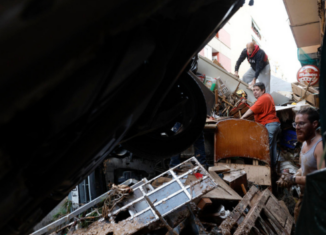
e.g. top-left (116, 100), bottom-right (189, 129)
top-left (123, 71), bottom-right (207, 158)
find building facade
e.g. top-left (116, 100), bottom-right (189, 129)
top-left (200, 3), bottom-right (284, 81)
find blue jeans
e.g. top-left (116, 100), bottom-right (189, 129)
top-left (169, 123), bottom-right (207, 168)
top-left (265, 122), bottom-right (281, 167)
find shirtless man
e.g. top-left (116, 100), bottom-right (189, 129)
top-left (277, 107), bottom-right (324, 221)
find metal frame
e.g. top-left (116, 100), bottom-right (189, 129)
top-left (31, 178), bottom-right (142, 235)
top-left (100, 157), bottom-right (217, 227)
top-left (32, 157), bottom-right (217, 235)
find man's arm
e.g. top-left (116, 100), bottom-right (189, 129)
top-left (240, 108), bottom-right (254, 119)
top-left (315, 141), bottom-right (325, 169)
top-left (292, 142), bottom-right (324, 185)
top-left (235, 49), bottom-right (247, 74)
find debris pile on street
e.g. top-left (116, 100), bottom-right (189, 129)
top-left (219, 186), bottom-right (294, 235)
top-left (33, 156), bottom-right (295, 235)
top-left (34, 157), bottom-right (221, 235)
top-left (198, 74), bottom-right (253, 119)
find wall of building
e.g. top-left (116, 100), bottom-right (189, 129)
top-left (200, 2), bottom-right (288, 85)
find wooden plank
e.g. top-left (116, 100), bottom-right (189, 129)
top-left (291, 82), bottom-right (319, 106)
top-left (224, 172), bottom-right (247, 196)
top-left (265, 197), bottom-right (287, 227)
top-left (215, 163), bottom-right (271, 186)
top-left (220, 187), bottom-right (294, 235)
top-left (197, 198), bottom-right (212, 210)
top-left (263, 208), bottom-right (288, 235)
top-left (241, 184), bottom-right (247, 195)
top-left (203, 171), bottom-right (242, 201)
top-left (264, 190), bottom-right (294, 235)
top-left (278, 200), bottom-right (294, 234)
top-left (208, 165), bottom-right (230, 173)
top-left (219, 186), bottom-right (258, 234)
top-left (234, 189), bottom-right (271, 235)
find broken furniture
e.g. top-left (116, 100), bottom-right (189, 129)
top-left (203, 167), bottom-right (242, 201)
top-left (219, 186), bottom-right (294, 235)
top-left (291, 82), bottom-right (319, 107)
top-left (222, 170), bottom-right (247, 196)
top-left (31, 179), bottom-right (146, 235)
top-left (229, 101), bottom-right (254, 120)
top-left (214, 119), bottom-right (272, 186)
top-left (42, 157), bottom-right (217, 235)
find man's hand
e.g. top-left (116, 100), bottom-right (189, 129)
top-left (234, 71), bottom-right (239, 78)
top-left (276, 173), bottom-right (295, 188)
top-left (248, 78), bottom-right (256, 90)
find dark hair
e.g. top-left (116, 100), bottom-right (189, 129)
top-left (253, 82), bottom-right (265, 92)
top-left (297, 107), bottom-right (319, 124)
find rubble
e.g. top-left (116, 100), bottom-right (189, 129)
top-left (219, 186), bottom-right (294, 235)
top-left (291, 82), bottom-right (319, 107)
top-left (34, 157), bottom-right (298, 235)
top-left (34, 157), bottom-right (217, 235)
top-left (33, 75), bottom-right (309, 235)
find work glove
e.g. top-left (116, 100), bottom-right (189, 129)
top-left (276, 173), bottom-right (294, 188)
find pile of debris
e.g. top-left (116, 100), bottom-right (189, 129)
top-left (34, 157), bottom-right (294, 235)
top-left (291, 81), bottom-right (319, 107)
top-left (198, 74), bottom-right (253, 119)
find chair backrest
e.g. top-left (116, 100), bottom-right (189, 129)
top-left (214, 119), bottom-right (270, 165)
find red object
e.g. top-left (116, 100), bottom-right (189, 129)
top-left (247, 45), bottom-right (268, 62)
top-left (250, 93), bottom-right (280, 125)
top-left (197, 74), bottom-right (205, 83)
top-left (194, 173), bottom-right (203, 179)
top-left (231, 98), bottom-right (250, 112)
top-left (297, 65), bottom-right (320, 86)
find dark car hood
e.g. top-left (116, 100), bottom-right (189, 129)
top-left (0, 0), bottom-right (244, 234)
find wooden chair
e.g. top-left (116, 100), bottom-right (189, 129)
top-left (214, 119), bottom-right (271, 186)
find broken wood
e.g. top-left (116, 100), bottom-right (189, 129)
top-left (241, 184), bottom-right (247, 195)
top-left (215, 163), bottom-right (271, 186)
top-left (298, 77), bottom-right (314, 102)
top-left (219, 186), bottom-right (294, 235)
top-left (233, 81), bottom-right (241, 95)
top-left (233, 189), bottom-right (270, 235)
top-left (219, 186), bottom-right (259, 235)
top-left (208, 165), bottom-right (230, 173)
top-left (219, 95), bottom-right (234, 107)
top-left (203, 170), bottom-right (242, 201)
top-left (197, 198), bottom-right (213, 210)
top-left (223, 171), bottom-right (247, 196)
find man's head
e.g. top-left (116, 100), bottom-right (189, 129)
top-left (246, 42), bottom-right (255, 55)
top-left (252, 82), bottom-right (265, 99)
top-left (295, 108), bottom-right (319, 142)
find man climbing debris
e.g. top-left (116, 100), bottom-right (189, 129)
top-left (234, 42), bottom-right (270, 93)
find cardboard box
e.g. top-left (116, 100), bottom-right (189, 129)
top-left (291, 82), bottom-right (319, 107)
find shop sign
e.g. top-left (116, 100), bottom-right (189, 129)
top-left (297, 65), bottom-right (320, 86)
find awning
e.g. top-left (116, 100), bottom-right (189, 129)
top-left (283, 0), bottom-right (321, 49)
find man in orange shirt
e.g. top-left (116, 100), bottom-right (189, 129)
top-left (241, 82), bottom-right (281, 167)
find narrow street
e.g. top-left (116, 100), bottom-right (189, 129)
top-left (0, 0), bottom-right (325, 235)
